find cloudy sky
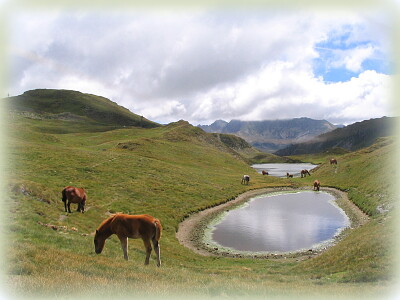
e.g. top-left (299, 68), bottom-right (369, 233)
top-left (6, 4), bottom-right (396, 125)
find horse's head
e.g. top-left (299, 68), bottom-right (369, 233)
top-left (94, 230), bottom-right (106, 254)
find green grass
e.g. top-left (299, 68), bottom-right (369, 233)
top-left (4, 113), bottom-right (398, 299)
top-left (5, 89), bottom-right (160, 128)
top-left (297, 137), bottom-right (396, 216)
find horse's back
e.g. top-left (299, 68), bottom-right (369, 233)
top-left (111, 214), bottom-right (161, 240)
top-left (62, 186), bottom-right (86, 201)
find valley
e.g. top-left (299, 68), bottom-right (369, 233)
top-left (2, 90), bottom-right (397, 299)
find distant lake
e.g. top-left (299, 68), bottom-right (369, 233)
top-left (210, 191), bottom-right (349, 253)
top-left (251, 163), bottom-right (317, 177)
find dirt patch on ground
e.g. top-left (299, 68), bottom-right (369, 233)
top-left (176, 187), bottom-right (369, 259)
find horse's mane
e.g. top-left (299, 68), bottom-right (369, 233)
top-left (97, 214), bottom-right (116, 231)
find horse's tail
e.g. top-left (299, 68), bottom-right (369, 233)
top-left (61, 188), bottom-right (67, 203)
top-left (154, 219), bottom-right (162, 241)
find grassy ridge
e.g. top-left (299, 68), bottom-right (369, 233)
top-left (5, 89), bottom-right (160, 129)
top-left (4, 111), bottom-right (397, 298)
top-left (275, 117), bottom-right (395, 156)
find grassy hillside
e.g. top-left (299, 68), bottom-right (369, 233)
top-left (210, 132), bottom-right (291, 164)
top-left (3, 105), bottom-right (397, 298)
top-left (4, 89), bottom-right (160, 130)
top-left (275, 117), bottom-right (395, 156)
top-left (289, 137), bottom-right (396, 283)
top-left (285, 147), bottom-right (351, 164)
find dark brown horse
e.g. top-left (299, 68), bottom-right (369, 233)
top-left (301, 169), bottom-right (311, 178)
top-left (330, 158), bottom-right (338, 165)
top-left (313, 180), bottom-right (321, 191)
top-left (241, 175), bottom-right (250, 185)
top-left (286, 172), bottom-right (293, 178)
top-left (61, 186), bottom-right (87, 213)
top-left (94, 214), bottom-right (162, 267)
top-left (262, 170), bottom-right (269, 175)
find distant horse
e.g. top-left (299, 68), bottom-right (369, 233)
top-left (262, 170), bottom-right (269, 175)
top-left (241, 175), bottom-right (250, 185)
top-left (301, 169), bottom-right (311, 178)
top-left (313, 180), bottom-right (321, 191)
top-left (330, 158), bottom-right (338, 165)
top-left (286, 172), bottom-right (293, 178)
top-left (94, 214), bottom-right (162, 267)
top-left (61, 186), bottom-right (87, 213)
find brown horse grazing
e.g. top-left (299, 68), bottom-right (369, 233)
top-left (330, 158), bottom-right (338, 165)
top-left (94, 214), bottom-right (162, 267)
top-left (286, 172), bottom-right (293, 178)
top-left (301, 169), bottom-right (311, 178)
top-left (262, 170), bottom-right (269, 175)
top-left (313, 180), bottom-right (321, 191)
top-left (61, 186), bottom-right (87, 213)
top-left (241, 175), bottom-right (250, 185)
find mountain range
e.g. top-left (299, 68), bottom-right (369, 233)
top-left (274, 116), bottom-right (395, 156)
top-left (5, 89), bottom-right (288, 163)
top-left (6, 89), bottom-right (393, 158)
top-left (198, 118), bottom-right (337, 153)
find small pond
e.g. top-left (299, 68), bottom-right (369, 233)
top-left (209, 191), bottom-right (349, 253)
top-left (251, 163), bottom-right (317, 177)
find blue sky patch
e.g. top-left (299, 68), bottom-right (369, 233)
top-left (313, 31), bottom-right (391, 83)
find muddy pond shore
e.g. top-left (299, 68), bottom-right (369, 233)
top-left (176, 187), bottom-right (369, 260)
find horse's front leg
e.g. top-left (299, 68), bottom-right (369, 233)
top-left (64, 201), bottom-right (67, 212)
top-left (118, 236), bottom-right (129, 260)
top-left (143, 239), bottom-right (152, 265)
top-left (67, 201), bottom-right (72, 213)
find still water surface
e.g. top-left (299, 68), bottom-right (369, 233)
top-left (211, 191), bottom-right (349, 252)
top-left (252, 163), bottom-right (317, 177)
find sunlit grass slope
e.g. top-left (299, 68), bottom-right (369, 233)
top-left (4, 110), bottom-right (397, 298)
top-left (287, 137), bottom-right (397, 283)
top-left (5, 89), bottom-right (160, 129)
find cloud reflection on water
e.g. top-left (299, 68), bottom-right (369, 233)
top-left (211, 191), bottom-right (349, 252)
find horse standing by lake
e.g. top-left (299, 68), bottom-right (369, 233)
top-left (330, 158), bottom-right (338, 165)
top-left (94, 214), bottom-right (162, 267)
top-left (301, 169), bottom-right (311, 178)
top-left (262, 170), bottom-right (269, 175)
top-left (313, 180), bottom-right (321, 191)
top-left (61, 186), bottom-right (87, 213)
top-left (286, 173), bottom-right (293, 178)
top-left (241, 175), bottom-right (250, 185)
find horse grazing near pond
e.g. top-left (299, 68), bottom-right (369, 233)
top-left (94, 214), bottom-right (162, 267)
top-left (330, 158), bottom-right (338, 165)
top-left (313, 180), bottom-right (321, 191)
top-left (241, 175), bottom-right (250, 185)
top-left (61, 186), bottom-right (87, 213)
top-left (301, 169), bottom-right (311, 178)
top-left (262, 170), bottom-right (269, 175)
top-left (286, 173), bottom-right (293, 178)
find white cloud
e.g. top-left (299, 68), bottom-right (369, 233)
top-left (137, 99), bottom-right (187, 122)
top-left (330, 44), bottom-right (376, 72)
top-left (8, 9), bottom-right (393, 126)
top-left (188, 59), bottom-right (390, 125)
